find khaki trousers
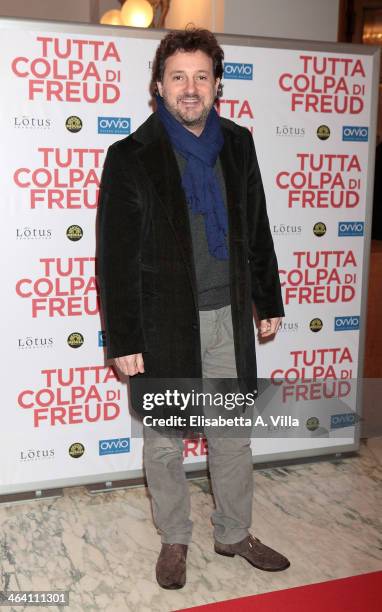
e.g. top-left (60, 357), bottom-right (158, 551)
top-left (143, 305), bottom-right (254, 544)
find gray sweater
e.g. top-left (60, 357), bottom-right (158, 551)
top-left (174, 150), bottom-right (230, 311)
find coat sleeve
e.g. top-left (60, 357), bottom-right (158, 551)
top-left (244, 129), bottom-right (285, 320)
top-left (97, 143), bottom-right (146, 359)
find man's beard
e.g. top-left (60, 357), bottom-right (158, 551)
top-left (163, 94), bottom-right (212, 129)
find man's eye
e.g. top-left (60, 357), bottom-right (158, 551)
top-left (198, 75), bottom-right (207, 80)
top-left (173, 75), bottom-right (183, 80)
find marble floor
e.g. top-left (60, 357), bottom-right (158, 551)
top-left (1, 439), bottom-right (382, 612)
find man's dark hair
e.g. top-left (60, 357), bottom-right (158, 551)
top-left (150, 27), bottom-right (224, 97)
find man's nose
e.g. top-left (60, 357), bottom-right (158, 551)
top-left (184, 77), bottom-right (197, 94)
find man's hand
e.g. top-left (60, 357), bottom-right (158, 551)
top-left (114, 353), bottom-right (145, 376)
top-left (259, 317), bottom-right (282, 338)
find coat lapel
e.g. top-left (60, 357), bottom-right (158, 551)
top-left (134, 115), bottom-right (198, 307)
top-left (219, 125), bottom-right (244, 243)
top-left (132, 114), bottom-right (244, 311)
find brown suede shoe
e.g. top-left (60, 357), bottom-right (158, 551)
top-left (215, 534), bottom-right (290, 571)
top-left (156, 543), bottom-right (188, 589)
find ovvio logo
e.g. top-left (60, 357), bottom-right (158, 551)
top-left (338, 221), bottom-right (364, 237)
top-left (98, 117), bottom-right (131, 134)
top-left (334, 316), bottom-right (360, 331)
top-left (223, 62), bottom-right (253, 80)
top-left (98, 330), bottom-right (106, 347)
top-left (342, 126), bottom-right (368, 142)
top-left (330, 412), bottom-right (358, 429)
top-left (99, 437), bottom-right (131, 455)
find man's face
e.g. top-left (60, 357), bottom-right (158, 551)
top-left (157, 49), bottom-right (220, 135)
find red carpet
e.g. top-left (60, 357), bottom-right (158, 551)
top-left (176, 571), bottom-right (382, 611)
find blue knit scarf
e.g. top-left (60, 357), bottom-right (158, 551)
top-left (156, 95), bottom-right (228, 260)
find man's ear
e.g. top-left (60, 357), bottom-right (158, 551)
top-left (215, 78), bottom-right (221, 96)
top-left (156, 81), bottom-right (163, 96)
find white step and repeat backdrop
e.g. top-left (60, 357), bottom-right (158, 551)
top-left (0, 19), bottom-right (379, 495)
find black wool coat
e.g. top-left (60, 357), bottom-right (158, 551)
top-left (97, 113), bottom-right (284, 393)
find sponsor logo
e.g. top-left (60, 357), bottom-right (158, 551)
top-left (334, 316), bottom-right (360, 331)
top-left (317, 125), bottom-right (330, 140)
top-left (223, 62), bottom-right (253, 80)
top-left (16, 227), bottom-right (52, 240)
top-left (66, 225), bottom-right (83, 241)
top-left (306, 417), bottom-right (320, 431)
top-left (67, 332), bottom-right (84, 348)
top-left (338, 221), bottom-right (364, 237)
top-left (98, 116), bottom-right (131, 134)
top-left (272, 224), bottom-right (302, 236)
top-left (99, 437), bottom-right (131, 455)
top-left (13, 116), bottom-right (51, 129)
top-left (66, 116), bottom-right (83, 133)
top-left (18, 336), bottom-right (53, 350)
top-left (275, 125), bottom-right (305, 137)
top-left (278, 321), bottom-right (299, 333)
top-left (19, 448), bottom-right (55, 461)
top-left (69, 442), bottom-right (85, 458)
top-left (310, 318), bottom-right (323, 333)
top-left (342, 126), bottom-right (368, 142)
top-left (313, 222), bottom-right (326, 237)
top-left (98, 331), bottom-right (106, 347)
top-left (331, 412), bottom-right (358, 429)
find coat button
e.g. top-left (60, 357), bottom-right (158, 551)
top-left (192, 323), bottom-right (198, 330)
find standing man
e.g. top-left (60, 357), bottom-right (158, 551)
top-left (98, 28), bottom-right (290, 589)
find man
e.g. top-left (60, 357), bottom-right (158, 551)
top-left (98, 28), bottom-right (290, 589)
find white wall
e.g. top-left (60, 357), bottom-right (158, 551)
top-left (97, 0), bottom-right (339, 41)
top-left (0, 0), bottom-right (340, 41)
top-left (0, 0), bottom-right (92, 22)
top-left (99, 0), bottom-right (120, 20)
top-left (223, 0), bottom-right (340, 41)
top-left (165, 0), bottom-right (224, 32)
